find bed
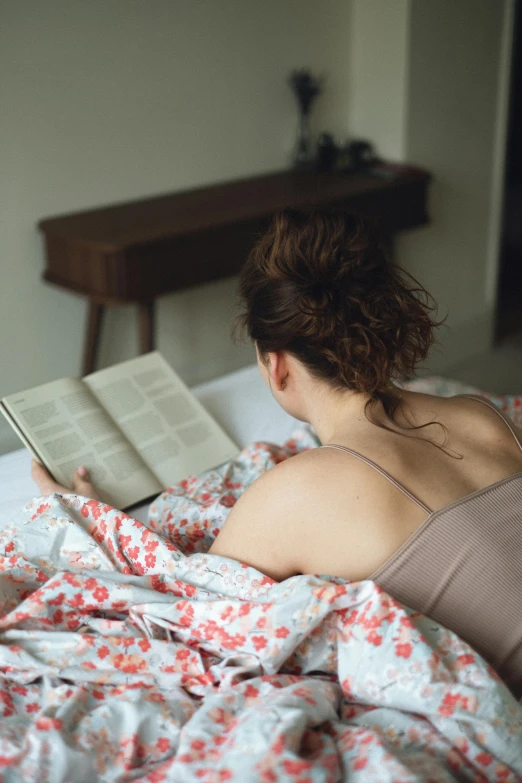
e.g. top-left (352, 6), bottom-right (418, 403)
top-left (0, 364), bottom-right (303, 530)
top-left (0, 363), bottom-right (489, 530)
top-left (2, 364), bottom-right (522, 781)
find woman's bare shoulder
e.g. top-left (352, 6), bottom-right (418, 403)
top-left (215, 444), bottom-right (387, 541)
top-left (255, 445), bottom-right (378, 494)
top-left (443, 393), bottom-right (522, 447)
top-left (227, 445), bottom-right (361, 508)
top-left (395, 391), bottom-right (522, 475)
top-left (207, 446), bottom-right (367, 581)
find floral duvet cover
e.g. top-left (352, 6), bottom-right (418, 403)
top-left (1, 382), bottom-right (522, 781)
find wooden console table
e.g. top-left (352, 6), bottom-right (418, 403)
top-left (39, 164), bottom-right (431, 375)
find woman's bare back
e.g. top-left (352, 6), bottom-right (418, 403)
top-left (294, 392), bottom-right (522, 581)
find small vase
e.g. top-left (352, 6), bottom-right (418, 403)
top-left (292, 109), bottom-right (314, 170)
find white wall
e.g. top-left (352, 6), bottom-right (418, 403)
top-left (399, 0), bottom-right (508, 374)
top-left (1, 0), bottom-right (513, 456)
top-left (347, 0), bottom-right (410, 160)
top-left (0, 0), bottom-right (351, 454)
top-left (347, 0), bottom-right (510, 376)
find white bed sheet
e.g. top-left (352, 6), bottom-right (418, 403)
top-left (0, 364), bottom-right (300, 529)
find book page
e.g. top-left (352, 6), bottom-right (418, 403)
top-left (85, 352), bottom-right (239, 488)
top-left (2, 377), bottom-right (160, 509)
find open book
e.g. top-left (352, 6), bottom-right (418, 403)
top-left (1, 352), bottom-right (240, 510)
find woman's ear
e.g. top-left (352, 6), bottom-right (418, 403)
top-left (266, 351), bottom-right (289, 392)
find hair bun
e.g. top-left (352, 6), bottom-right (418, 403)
top-left (236, 207), bottom-right (454, 454)
top-left (298, 279), bottom-right (339, 315)
top-left (238, 206), bottom-right (444, 397)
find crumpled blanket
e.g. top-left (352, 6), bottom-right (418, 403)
top-left (1, 430), bottom-right (522, 782)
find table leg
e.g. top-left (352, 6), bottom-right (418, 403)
top-left (82, 300), bottom-right (105, 376)
top-left (138, 300), bottom-right (155, 353)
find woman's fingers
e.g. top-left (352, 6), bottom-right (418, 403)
top-left (71, 467), bottom-right (101, 501)
top-left (31, 459), bottom-right (102, 501)
top-left (31, 459), bottom-right (67, 495)
top-left (31, 458), bottom-right (48, 483)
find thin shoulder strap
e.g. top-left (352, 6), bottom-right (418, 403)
top-left (322, 443), bottom-right (432, 513)
top-left (455, 394), bottom-right (522, 453)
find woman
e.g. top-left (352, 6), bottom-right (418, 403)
top-left (33, 208), bottom-right (522, 696)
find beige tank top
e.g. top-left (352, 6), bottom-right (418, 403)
top-left (324, 394), bottom-right (522, 697)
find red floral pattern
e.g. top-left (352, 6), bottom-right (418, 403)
top-left (0, 426), bottom-right (521, 780)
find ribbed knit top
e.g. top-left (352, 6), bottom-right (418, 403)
top-left (324, 394), bottom-right (522, 697)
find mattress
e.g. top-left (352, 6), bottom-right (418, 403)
top-left (0, 364), bottom-right (301, 529)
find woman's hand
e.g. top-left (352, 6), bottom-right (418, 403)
top-left (31, 459), bottom-right (102, 502)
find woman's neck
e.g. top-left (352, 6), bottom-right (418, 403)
top-left (304, 383), bottom-right (404, 445)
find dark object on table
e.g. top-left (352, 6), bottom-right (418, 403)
top-left (368, 161), bottom-right (414, 180)
top-left (335, 141), bottom-right (353, 172)
top-left (316, 133), bottom-right (338, 172)
top-left (348, 140), bottom-right (378, 170)
top-left (288, 69), bottom-right (324, 170)
top-left (38, 166), bottom-right (432, 375)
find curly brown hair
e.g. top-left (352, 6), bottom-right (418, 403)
top-left (236, 207), bottom-right (451, 449)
